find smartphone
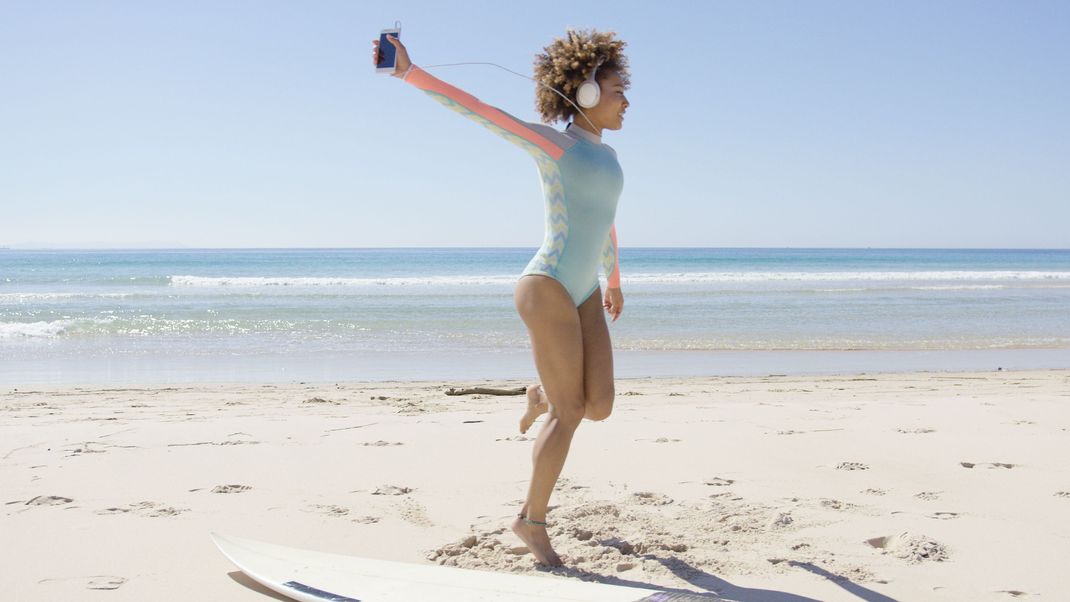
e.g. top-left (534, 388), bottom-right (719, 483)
top-left (376, 26), bottom-right (400, 74)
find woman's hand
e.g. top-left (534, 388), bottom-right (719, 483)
top-left (372, 34), bottom-right (412, 77)
top-left (603, 287), bottom-right (623, 322)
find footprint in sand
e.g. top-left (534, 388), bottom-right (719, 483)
top-left (835, 462), bottom-right (869, 471)
top-left (915, 491), bottom-right (942, 501)
top-left (631, 491), bottom-right (674, 506)
top-left (303, 397), bottom-right (340, 405)
top-left (928, 512), bottom-right (961, 520)
top-left (703, 477), bottom-right (735, 486)
top-left (393, 400), bottom-right (429, 415)
top-left (210, 484), bottom-right (252, 494)
top-left (399, 499), bottom-right (433, 526)
top-left (371, 485), bottom-right (413, 496)
top-left (995, 590), bottom-right (1032, 598)
top-left (362, 440), bottom-right (404, 446)
top-left (495, 435), bottom-right (531, 442)
top-left (708, 491), bottom-right (739, 499)
top-left (1055, 491), bottom-right (1070, 498)
top-left (768, 512), bottom-right (794, 528)
top-left (38, 575), bottom-right (127, 591)
top-left (24, 495), bottom-right (74, 506)
top-left (895, 427), bottom-right (935, 434)
top-left (820, 499), bottom-right (857, 511)
top-left (136, 502), bottom-right (187, 517)
top-left (166, 440), bottom-right (260, 447)
top-left (64, 442), bottom-right (107, 456)
top-left (96, 501), bottom-right (186, 517)
top-left (87, 576), bottom-right (127, 590)
top-left (865, 532), bottom-right (949, 563)
top-left (219, 439), bottom-right (260, 446)
top-left (960, 462), bottom-right (1017, 469)
top-left (861, 488), bottom-right (887, 496)
top-left (306, 504), bottom-right (349, 517)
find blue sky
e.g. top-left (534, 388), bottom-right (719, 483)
top-left (1, 1), bottom-right (1067, 248)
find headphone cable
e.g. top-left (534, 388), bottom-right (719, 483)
top-left (416, 61), bottom-right (599, 132)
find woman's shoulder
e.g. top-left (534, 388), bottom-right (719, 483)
top-left (522, 121), bottom-right (577, 151)
top-left (517, 121), bottom-right (618, 159)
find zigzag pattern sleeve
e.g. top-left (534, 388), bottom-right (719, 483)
top-left (399, 65), bottom-right (565, 161)
top-left (601, 224), bottom-right (621, 289)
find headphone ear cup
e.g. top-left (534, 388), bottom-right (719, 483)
top-left (576, 81), bottom-right (600, 109)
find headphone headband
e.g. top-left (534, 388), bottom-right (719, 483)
top-left (590, 57), bottom-right (605, 77)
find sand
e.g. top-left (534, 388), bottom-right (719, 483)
top-left (2, 369), bottom-right (1068, 600)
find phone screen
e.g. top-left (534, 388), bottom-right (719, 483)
top-left (378, 31), bottom-right (398, 69)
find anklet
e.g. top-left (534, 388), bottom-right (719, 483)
top-left (517, 512), bottom-right (547, 527)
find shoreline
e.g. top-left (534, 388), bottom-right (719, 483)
top-left (3, 347), bottom-right (1069, 387)
top-left (4, 364), bottom-right (1069, 391)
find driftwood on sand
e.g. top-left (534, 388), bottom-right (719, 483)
top-left (444, 386), bottom-right (526, 396)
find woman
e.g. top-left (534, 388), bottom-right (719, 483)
top-left (372, 28), bottom-right (630, 567)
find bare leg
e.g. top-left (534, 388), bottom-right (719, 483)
top-left (511, 408), bottom-right (581, 565)
top-left (510, 275), bottom-right (587, 566)
top-left (521, 375), bottom-right (613, 434)
top-left (519, 287), bottom-right (615, 517)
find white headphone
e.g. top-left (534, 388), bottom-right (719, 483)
top-left (576, 57), bottom-right (605, 109)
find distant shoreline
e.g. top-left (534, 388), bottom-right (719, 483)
top-left (2, 246), bottom-right (1069, 251)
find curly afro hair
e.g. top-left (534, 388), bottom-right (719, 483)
top-left (533, 27), bottom-right (631, 125)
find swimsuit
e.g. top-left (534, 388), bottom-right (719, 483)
top-left (399, 64), bottom-right (622, 307)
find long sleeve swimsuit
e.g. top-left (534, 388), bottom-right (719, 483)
top-left (398, 64), bottom-right (623, 307)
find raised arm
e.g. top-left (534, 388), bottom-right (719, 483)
top-left (396, 64), bottom-right (566, 161)
top-left (375, 34), bottom-right (566, 160)
top-left (601, 224), bottom-right (621, 289)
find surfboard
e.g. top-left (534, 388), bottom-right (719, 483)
top-left (210, 532), bottom-right (728, 601)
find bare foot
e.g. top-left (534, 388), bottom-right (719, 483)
top-left (510, 515), bottom-right (562, 566)
top-left (520, 384), bottom-right (549, 434)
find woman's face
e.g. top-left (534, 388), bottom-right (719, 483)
top-left (589, 70), bottom-right (629, 131)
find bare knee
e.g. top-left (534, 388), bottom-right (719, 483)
top-left (550, 400), bottom-right (586, 427)
top-left (584, 392), bottom-right (615, 421)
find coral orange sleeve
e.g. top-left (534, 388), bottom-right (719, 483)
top-left (399, 64), bottom-right (565, 160)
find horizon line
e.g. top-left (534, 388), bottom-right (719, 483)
top-left (3, 246), bottom-right (1069, 252)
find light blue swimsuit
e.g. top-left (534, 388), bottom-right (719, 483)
top-left (399, 64), bottom-right (623, 307)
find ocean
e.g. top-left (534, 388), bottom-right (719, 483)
top-left (2, 248), bottom-right (1069, 384)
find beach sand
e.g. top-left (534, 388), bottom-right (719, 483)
top-left (3, 369), bottom-right (1068, 600)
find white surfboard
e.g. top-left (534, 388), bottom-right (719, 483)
top-left (210, 532), bottom-right (727, 601)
